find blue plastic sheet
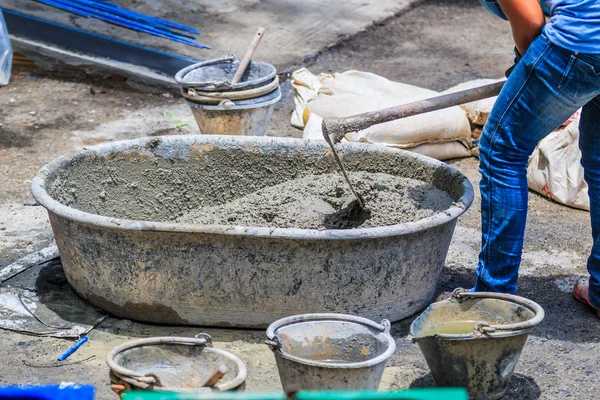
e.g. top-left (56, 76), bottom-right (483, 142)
top-left (0, 384), bottom-right (95, 400)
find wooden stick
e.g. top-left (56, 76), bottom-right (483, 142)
top-left (204, 365), bottom-right (229, 387)
top-left (231, 27), bottom-right (266, 84)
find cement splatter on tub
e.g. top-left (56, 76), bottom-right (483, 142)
top-left (176, 171), bottom-right (452, 229)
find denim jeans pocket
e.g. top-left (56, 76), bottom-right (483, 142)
top-left (558, 53), bottom-right (600, 103)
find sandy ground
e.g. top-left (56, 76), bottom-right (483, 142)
top-left (1, 0), bottom-right (599, 399)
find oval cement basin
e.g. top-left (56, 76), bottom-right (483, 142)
top-left (32, 135), bottom-right (473, 328)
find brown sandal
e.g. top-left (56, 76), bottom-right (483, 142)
top-left (573, 277), bottom-right (600, 318)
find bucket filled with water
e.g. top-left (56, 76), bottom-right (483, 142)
top-left (410, 290), bottom-right (545, 400)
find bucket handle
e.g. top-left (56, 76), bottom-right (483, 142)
top-left (452, 289), bottom-right (545, 333)
top-left (174, 54), bottom-right (238, 87)
top-left (265, 313), bottom-right (391, 350)
top-left (106, 334), bottom-right (213, 385)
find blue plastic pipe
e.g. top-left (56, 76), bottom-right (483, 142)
top-left (57, 336), bottom-right (89, 361)
top-left (76, 0), bottom-right (200, 34)
top-left (33, 0), bottom-right (208, 48)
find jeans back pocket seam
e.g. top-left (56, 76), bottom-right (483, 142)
top-left (578, 54), bottom-right (600, 75)
top-left (558, 54), bottom-right (579, 103)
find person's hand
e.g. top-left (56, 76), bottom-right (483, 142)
top-left (505, 47), bottom-right (522, 78)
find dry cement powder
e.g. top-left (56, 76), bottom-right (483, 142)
top-left (176, 171), bottom-right (453, 230)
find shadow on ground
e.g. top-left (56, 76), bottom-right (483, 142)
top-left (410, 373), bottom-right (542, 399)
top-left (12, 255), bottom-right (597, 346)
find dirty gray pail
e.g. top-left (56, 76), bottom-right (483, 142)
top-left (410, 290), bottom-right (545, 400)
top-left (185, 86), bottom-right (281, 136)
top-left (106, 334), bottom-right (247, 397)
top-left (174, 54), bottom-right (277, 92)
top-left (266, 313), bottom-right (396, 391)
top-left (175, 54), bottom-right (280, 136)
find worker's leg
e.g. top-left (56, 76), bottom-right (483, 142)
top-left (475, 34), bottom-right (600, 293)
top-left (579, 94), bottom-right (600, 310)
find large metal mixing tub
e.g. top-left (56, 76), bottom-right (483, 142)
top-left (32, 135), bottom-right (473, 327)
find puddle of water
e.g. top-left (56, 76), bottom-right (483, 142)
top-left (414, 320), bottom-right (482, 337)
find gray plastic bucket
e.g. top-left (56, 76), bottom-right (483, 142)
top-left (410, 290), bottom-right (545, 400)
top-left (185, 86), bottom-right (281, 136)
top-left (266, 313), bottom-right (396, 391)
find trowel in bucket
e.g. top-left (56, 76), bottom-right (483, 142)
top-left (322, 79), bottom-right (506, 211)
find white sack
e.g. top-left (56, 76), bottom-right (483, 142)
top-left (527, 115), bottom-right (589, 210)
top-left (291, 68), bottom-right (473, 160)
top-left (442, 78), bottom-right (504, 126)
top-left (291, 68), bottom-right (323, 129)
top-left (303, 114), bottom-right (472, 160)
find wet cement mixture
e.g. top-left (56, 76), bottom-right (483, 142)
top-left (177, 171), bottom-right (453, 229)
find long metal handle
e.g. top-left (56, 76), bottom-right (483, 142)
top-left (174, 54), bottom-right (237, 86)
top-left (322, 80), bottom-right (505, 144)
top-left (106, 336), bottom-right (211, 384)
top-left (265, 313), bottom-right (390, 350)
top-left (453, 290), bottom-right (545, 333)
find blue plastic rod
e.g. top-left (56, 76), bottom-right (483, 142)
top-left (33, 0), bottom-right (208, 48)
top-left (78, 0), bottom-right (200, 34)
top-left (57, 336), bottom-right (89, 362)
top-left (71, 0), bottom-right (200, 36)
top-left (36, 0), bottom-right (186, 40)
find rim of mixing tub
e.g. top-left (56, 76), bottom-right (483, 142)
top-left (31, 135), bottom-right (474, 241)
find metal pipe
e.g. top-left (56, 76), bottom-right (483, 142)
top-left (322, 80), bottom-right (505, 144)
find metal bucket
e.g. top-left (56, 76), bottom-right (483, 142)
top-left (410, 290), bottom-right (545, 400)
top-left (181, 76), bottom-right (279, 103)
top-left (175, 54), bottom-right (280, 136)
top-left (174, 54), bottom-right (277, 91)
top-left (106, 334), bottom-right (247, 397)
top-left (266, 313), bottom-right (396, 391)
top-left (185, 86), bottom-right (281, 136)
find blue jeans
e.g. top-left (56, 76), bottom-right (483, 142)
top-left (475, 33), bottom-right (600, 309)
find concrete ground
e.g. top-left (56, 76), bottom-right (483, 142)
top-left (1, 0), bottom-right (599, 398)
